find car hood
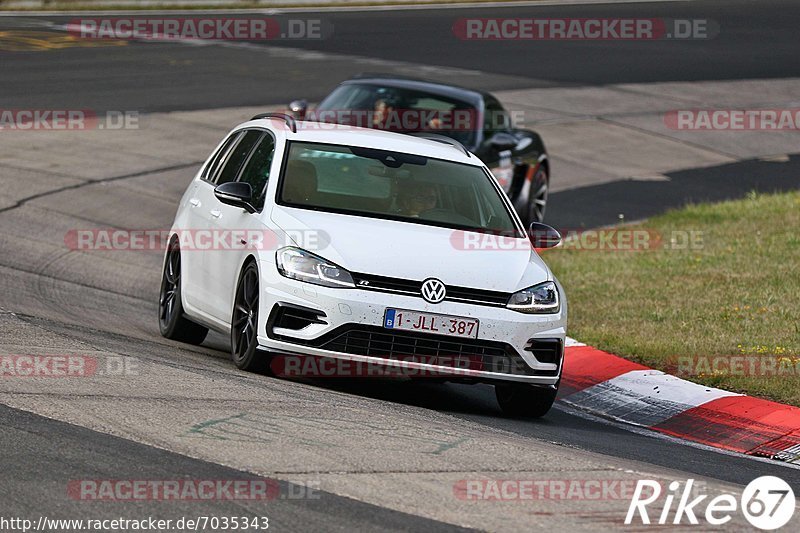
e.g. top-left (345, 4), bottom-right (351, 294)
top-left (270, 207), bottom-right (551, 293)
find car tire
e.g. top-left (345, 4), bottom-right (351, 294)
top-left (158, 242), bottom-right (209, 345)
top-left (526, 165), bottom-right (549, 224)
top-left (231, 262), bottom-right (266, 372)
top-left (495, 381), bottom-right (558, 418)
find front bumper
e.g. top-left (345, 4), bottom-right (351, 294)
top-left (256, 260), bottom-right (566, 385)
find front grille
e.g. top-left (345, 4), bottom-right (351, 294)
top-left (352, 272), bottom-right (511, 307)
top-left (279, 324), bottom-right (540, 376)
top-left (445, 286), bottom-right (510, 306)
top-left (353, 273), bottom-right (418, 294)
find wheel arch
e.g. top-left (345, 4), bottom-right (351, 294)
top-left (538, 156), bottom-right (549, 178)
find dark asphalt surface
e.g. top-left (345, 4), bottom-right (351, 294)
top-left (547, 154), bottom-right (800, 229)
top-left (0, 403), bottom-right (472, 532)
top-left (1, 0), bottom-right (800, 111)
top-left (2, 0), bottom-right (800, 529)
top-left (311, 378), bottom-right (800, 488)
top-left (264, 0), bottom-right (800, 84)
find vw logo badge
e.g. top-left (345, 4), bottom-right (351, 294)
top-left (420, 278), bottom-right (446, 304)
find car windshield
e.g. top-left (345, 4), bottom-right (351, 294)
top-left (313, 83), bottom-right (478, 147)
top-left (278, 141), bottom-right (520, 236)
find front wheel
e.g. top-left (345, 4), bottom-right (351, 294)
top-left (495, 381), bottom-right (558, 418)
top-left (230, 262), bottom-right (266, 372)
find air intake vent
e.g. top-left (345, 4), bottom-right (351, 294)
top-left (524, 338), bottom-right (563, 365)
top-left (269, 304), bottom-right (326, 331)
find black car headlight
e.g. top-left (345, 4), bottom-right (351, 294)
top-left (506, 281), bottom-right (560, 314)
top-left (276, 247), bottom-right (355, 288)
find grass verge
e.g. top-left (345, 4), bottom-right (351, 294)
top-left (542, 190), bottom-right (800, 406)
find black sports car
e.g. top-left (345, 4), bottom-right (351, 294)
top-left (288, 75), bottom-right (550, 223)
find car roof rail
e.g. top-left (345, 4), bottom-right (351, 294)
top-left (408, 132), bottom-right (471, 158)
top-left (250, 112), bottom-right (297, 133)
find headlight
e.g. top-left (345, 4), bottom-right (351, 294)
top-left (276, 247), bottom-right (355, 288)
top-left (506, 281), bottom-right (560, 314)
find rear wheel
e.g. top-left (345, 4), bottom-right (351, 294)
top-left (231, 262), bottom-right (266, 372)
top-left (158, 243), bottom-right (208, 345)
top-left (526, 165), bottom-right (549, 224)
top-left (495, 381), bottom-right (558, 418)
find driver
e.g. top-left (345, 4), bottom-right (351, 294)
top-left (372, 97), bottom-right (396, 129)
top-left (396, 183), bottom-right (437, 217)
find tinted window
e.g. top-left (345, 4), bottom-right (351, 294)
top-left (216, 130), bottom-right (262, 185)
top-left (202, 132), bottom-right (240, 181)
top-left (483, 97), bottom-right (511, 139)
top-left (315, 83), bottom-right (478, 147)
top-left (279, 142), bottom-right (519, 235)
top-left (238, 133), bottom-right (275, 210)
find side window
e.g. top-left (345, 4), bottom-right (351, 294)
top-left (238, 133), bottom-right (275, 211)
top-left (215, 130), bottom-right (262, 185)
top-left (202, 132), bottom-right (241, 181)
top-left (483, 98), bottom-right (510, 139)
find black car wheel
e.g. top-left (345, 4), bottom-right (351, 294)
top-left (231, 262), bottom-right (265, 371)
top-left (158, 242), bottom-right (208, 345)
top-left (495, 381), bottom-right (558, 418)
top-left (527, 165), bottom-right (549, 224)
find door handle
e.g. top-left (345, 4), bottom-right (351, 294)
top-left (210, 210), bottom-right (222, 219)
top-left (189, 198), bottom-right (201, 207)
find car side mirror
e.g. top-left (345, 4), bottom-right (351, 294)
top-left (214, 182), bottom-right (256, 213)
top-left (528, 222), bottom-right (561, 249)
top-left (288, 99), bottom-right (308, 120)
top-left (488, 132), bottom-right (518, 152)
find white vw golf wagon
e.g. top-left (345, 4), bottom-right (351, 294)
top-left (160, 114), bottom-right (567, 417)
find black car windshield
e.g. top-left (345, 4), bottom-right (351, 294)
top-left (313, 84), bottom-right (478, 147)
top-left (278, 141), bottom-right (521, 236)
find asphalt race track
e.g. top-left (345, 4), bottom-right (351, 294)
top-left (2, 1), bottom-right (800, 530)
top-left (3, 0), bottom-right (800, 111)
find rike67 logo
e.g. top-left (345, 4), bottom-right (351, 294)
top-left (626, 477), bottom-right (796, 529)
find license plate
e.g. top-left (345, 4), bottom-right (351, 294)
top-left (384, 309), bottom-right (479, 339)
